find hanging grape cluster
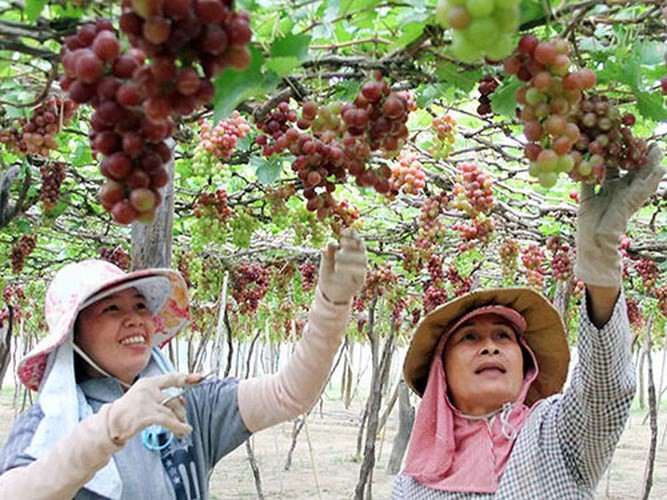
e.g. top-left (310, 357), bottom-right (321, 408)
top-left (255, 73), bottom-right (412, 220)
top-left (435, 0), bottom-right (520, 62)
top-left (199, 110), bottom-right (251, 161)
top-left (10, 235), bottom-right (37, 274)
top-left (60, 0), bottom-right (252, 225)
top-left (99, 245), bottom-right (131, 270)
top-left (0, 97), bottom-right (76, 157)
top-left (39, 161), bottom-right (67, 211)
top-left (428, 114), bottom-right (457, 159)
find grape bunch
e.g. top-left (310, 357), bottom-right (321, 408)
top-left (452, 215), bottom-right (495, 250)
top-left (10, 234), bottom-right (37, 274)
top-left (60, 20), bottom-right (173, 224)
top-left (193, 188), bottom-right (232, 222)
top-left (299, 262), bottom-right (317, 292)
top-left (230, 262), bottom-right (271, 316)
top-left (428, 114), bottom-right (457, 159)
top-left (401, 236), bottom-right (435, 275)
top-left (418, 192), bottom-right (451, 239)
top-left (435, 0), bottom-right (520, 62)
top-left (520, 244), bottom-right (546, 289)
top-left (424, 284), bottom-right (448, 313)
top-left (477, 75), bottom-right (501, 116)
top-left (388, 151), bottom-right (427, 196)
top-left (447, 266), bottom-right (473, 296)
top-left (199, 110), bottom-right (250, 161)
top-left (655, 286), bottom-right (667, 318)
top-left (99, 245), bottom-right (131, 271)
top-left (0, 97), bottom-right (77, 157)
top-left (451, 162), bottom-right (494, 216)
top-left (254, 100), bottom-right (299, 156)
top-left (625, 296), bottom-right (642, 329)
top-left (570, 95), bottom-right (647, 183)
top-left (498, 237), bottom-right (519, 281)
top-left (546, 236), bottom-right (572, 282)
top-left (633, 258), bottom-right (658, 292)
top-left (254, 74), bottom-right (413, 220)
top-left (39, 161), bottom-right (67, 211)
top-left (504, 35), bottom-right (596, 187)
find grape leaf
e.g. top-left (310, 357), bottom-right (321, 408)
top-left (25, 0), bottom-right (47, 21)
top-left (252, 156), bottom-right (283, 185)
top-left (435, 62), bottom-right (482, 93)
top-left (212, 47), bottom-right (278, 121)
top-left (490, 79), bottom-right (522, 118)
top-left (635, 91), bottom-right (667, 121)
top-left (270, 34), bottom-right (311, 61)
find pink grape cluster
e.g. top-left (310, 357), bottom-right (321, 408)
top-left (418, 192), bottom-right (451, 239)
top-left (521, 243), bottom-right (546, 289)
top-left (424, 284), bottom-right (448, 313)
top-left (39, 161), bottom-right (67, 211)
top-left (231, 262), bottom-right (271, 316)
top-left (452, 216), bottom-right (495, 250)
top-left (504, 35), bottom-right (596, 187)
top-left (254, 100), bottom-right (299, 156)
top-left (0, 98), bottom-right (77, 157)
top-left (193, 188), bottom-right (232, 222)
top-left (10, 235), bottom-right (37, 274)
top-left (570, 95), bottom-right (647, 183)
top-left (401, 236), bottom-right (435, 275)
top-left (99, 244), bottom-right (131, 271)
top-left (625, 296), bottom-right (642, 329)
top-left (299, 263), bottom-right (317, 291)
top-left (447, 266), bottom-right (472, 296)
top-left (655, 286), bottom-right (667, 318)
top-left (199, 110), bottom-right (250, 161)
top-left (388, 151), bottom-right (426, 196)
top-left (546, 236), bottom-right (572, 282)
top-left (451, 162), bottom-right (494, 216)
top-left (428, 114), bottom-right (457, 159)
top-left (633, 258), bottom-right (659, 292)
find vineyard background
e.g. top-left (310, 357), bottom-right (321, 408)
top-left (1, 0), bottom-right (667, 498)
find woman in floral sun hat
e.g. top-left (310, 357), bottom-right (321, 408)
top-left (392, 146), bottom-right (665, 499)
top-left (0, 230), bottom-right (367, 500)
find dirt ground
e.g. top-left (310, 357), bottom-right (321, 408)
top-left (1, 388), bottom-right (665, 499)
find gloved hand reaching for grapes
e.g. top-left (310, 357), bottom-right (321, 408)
top-left (318, 229), bottom-right (367, 304)
top-left (574, 145), bottom-right (665, 288)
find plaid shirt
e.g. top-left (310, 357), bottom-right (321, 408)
top-left (392, 294), bottom-right (636, 499)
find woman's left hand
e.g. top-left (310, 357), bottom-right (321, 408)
top-left (574, 145), bottom-right (664, 287)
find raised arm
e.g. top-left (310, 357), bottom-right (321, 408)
top-left (238, 230), bottom-right (367, 433)
top-left (556, 145), bottom-right (665, 487)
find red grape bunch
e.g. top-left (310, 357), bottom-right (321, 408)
top-left (436, 0), bottom-right (520, 62)
top-left (504, 35), bottom-right (597, 188)
top-left (199, 111), bottom-right (250, 161)
top-left (0, 98), bottom-right (77, 157)
top-left (625, 296), bottom-right (643, 329)
top-left (10, 234), bottom-right (37, 274)
top-left (451, 162), bottom-right (494, 216)
top-left (401, 236), bottom-right (435, 275)
top-left (299, 263), bottom-right (317, 292)
top-left (388, 151), bottom-right (427, 196)
top-left (520, 244), bottom-right (546, 289)
top-left (452, 215), bottom-right (495, 250)
top-left (231, 262), bottom-right (271, 316)
top-left (655, 286), bottom-right (667, 318)
top-left (546, 236), bottom-right (572, 282)
top-left (254, 100), bottom-right (300, 156)
top-left (428, 113), bottom-right (457, 159)
top-left (193, 188), bottom-right (232, 222)
top-left (39, 161), bottom-right (67, 211)
top-left (633, 258), bottom-right (659, 292)
top-left (98, 245), bottom-right (131, 271)
top-left (446, 266), bottom-right (473, 296)
top-left (570, 95), bottom-right (647, 184)
top-left (60, 20), bottom-right (173, 224)
top-left (477, 75), bottom-right (502, 116)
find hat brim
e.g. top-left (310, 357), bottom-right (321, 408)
top-left (404, 288), bottom-right (569, 406)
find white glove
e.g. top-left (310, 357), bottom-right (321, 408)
top-left (317, 229), bottom-right (367, 304)
top-left (107, 373), bottom-right (195, 445)
top-left (575, 145), bottom-right (665, 287)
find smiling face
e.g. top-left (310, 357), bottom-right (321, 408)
top-left (76, 287), bottom-right (155, 386)
top-left (443, 313), bottom-right (524, 416)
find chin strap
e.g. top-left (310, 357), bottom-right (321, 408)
top-left (462, 402), bottom-right (518, 441)
top-left (71, 342), bottom-right (132, 389)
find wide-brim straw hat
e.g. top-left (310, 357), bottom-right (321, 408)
top-left (18, 259), bottom-right (190, 391)
top-left (404, 288), bottom-right (570, 406)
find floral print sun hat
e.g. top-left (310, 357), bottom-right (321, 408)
top-left (17, 259), bottom-right (190, 391)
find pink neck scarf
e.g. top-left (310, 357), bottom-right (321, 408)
top-left (402, 334), bottom-right (539, 493)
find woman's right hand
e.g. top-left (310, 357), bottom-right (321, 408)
top-left (107, 373), bottom-right (194, 445)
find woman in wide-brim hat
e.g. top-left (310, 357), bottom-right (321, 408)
top-left (393, 146), bottom-right (665, 499)
top-left (0, 231), bottom-right (368, 499)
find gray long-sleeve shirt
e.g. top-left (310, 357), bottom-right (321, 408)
top-left (392, 294), bottom-right (636, 499)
